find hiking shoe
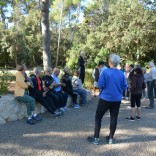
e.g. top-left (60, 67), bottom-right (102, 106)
top-left (59, 107), bottom-right (66, 112)
top-left (126, 117), bottom-right (135, 121)
top-left (105, 136), bottom-right (115, 144)
top-left (108, 138), bottom-right (114, 144)
top-left (74, 104), bottom-right (80, 109)
top-left (53, 112), bottom-right (62, 118)
top-left (136, 116), bottom-right (141, 120)
top-left (27, 118), bottom-right (35, 125)
top-left (87, 136), bottom-right (100, 145)
top-left (54, 110), bottom-right (64, 116)
top-left (32, 115), bottom-right (43, 121)
top-left (63, 106), bottom-right (70, 111)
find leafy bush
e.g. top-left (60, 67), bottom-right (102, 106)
top-left (0, 70), bottom-right (15, 94)
top-left (84, 69), bottom-right (94, 90)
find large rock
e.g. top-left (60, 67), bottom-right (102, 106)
top-left (0, 90), bottom-right (92, 124)
top-left (0, 94), bottom-right (45, 124)
top-left (0, 117), bottom-right (6, 124)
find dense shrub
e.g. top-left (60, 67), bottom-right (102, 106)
top-left (0, 70), bottom-right (15, 94)
top-left (84, 69), bottom-right (94, 90)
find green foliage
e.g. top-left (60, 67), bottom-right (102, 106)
top-left (0, 0), bottom-right (156, 71)
top-left (0, 70), bottom-right (15, 94)
top-left (83, 69), bottom-right (94, 90)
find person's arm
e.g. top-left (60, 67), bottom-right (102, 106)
top-left (151, 68), bottom-right (156, 81)
top-left (78, 57), bottom-right (81, 73)
top-left (16, 73), bottom-right (28, 89)
top-left (123, 75), bottom-right (127, 91)
top-left (147, 69), bottom-right (152, 78)
top-left (72, 77), bottom-right (79, 88)
top-left (94, 68), bottom-right (99, 82)
top-left (98, 71), bottom-right (106, 89)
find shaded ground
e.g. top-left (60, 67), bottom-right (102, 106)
top-left (0, 97), bottom-right (156, 156)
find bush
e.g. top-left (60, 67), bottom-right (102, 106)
top-left (84, 69), bottom-right (94, 90)
top-left (0, 70), bottom-right (15, 94)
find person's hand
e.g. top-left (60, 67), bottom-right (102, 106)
top-left (43, 92), bottom-right (46, 97)
top-left (43, 87), bottom-right (48, 92)
top-left (78, 68), bottom-right (81, 74)
top-left (49, 85), bottom-right (53, 89)
top-left (27, 82), bottom-right (31, 86)
top-left (61, 83), bottom-right (66, 87)
top-left (52, 81), bottom-right (57, 87)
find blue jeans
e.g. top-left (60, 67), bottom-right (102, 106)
top-left (73, 88), bottom-right (87, 104)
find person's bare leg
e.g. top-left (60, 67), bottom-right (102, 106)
top-left (131, 107), bottom-right (136, 118)
top-left (136, 107), bottom-right (141, 117)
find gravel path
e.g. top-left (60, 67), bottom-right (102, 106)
top-left (0, 97), bottom-right (156, 156)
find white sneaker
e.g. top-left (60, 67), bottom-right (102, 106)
top-left (127, 106), bottom-right (131, 109)
top-left (63, 106), bottom-right (70, 111)
top-left (125, 97), bottom-right (129, 100)
top-left (59, 107), bottom-right (66, 112)
top-left (74, 104), bottom-right (80, 109)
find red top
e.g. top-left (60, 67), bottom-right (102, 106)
top-left (37, 77), bottom-right (41, 91)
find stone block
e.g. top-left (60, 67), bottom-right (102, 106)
top-left (0, 94), bottom-right (45, 124)
top-left (0, 117), bottom-right (6, 124)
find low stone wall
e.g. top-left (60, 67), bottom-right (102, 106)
top-left (0, 90), bottom-right (92, 124)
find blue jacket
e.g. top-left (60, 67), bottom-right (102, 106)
top-left (98, 68), bottom-right (127, 101)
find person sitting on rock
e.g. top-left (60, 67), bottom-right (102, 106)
top-left (61, 67), bottom-right (80, 109)
top-left (72, 70), bottom-right (87, 106)
top-left (28, 67), bottom-right (62, 118)
top-left (42, 67), bottom-right (64, 113)
top-left (52, 67), bottom-right (69, 112)
top-left (14, 64), bottom-right (42, 125)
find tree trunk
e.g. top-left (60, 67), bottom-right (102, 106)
top-left (41, 0), bottom-right (51, 70)
top-left (55, 0), bottom-right (64, 66)
top-left (0, 6), bottom-right (7, 29)
top-left (70, 3), bottom-right (81, 45)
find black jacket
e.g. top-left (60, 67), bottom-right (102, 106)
top-left (130, 74), bottom-right (145, 94)
top-left (42, 75), bottom-right (54, 88)
top-left (28, 75), bottom-right (44, 99)
top-left (61, 73), bottom-right (73, 94)
top-left (78, 56), bottom-right (85, 70)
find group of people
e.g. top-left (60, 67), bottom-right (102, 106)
top-left (90, 54), bottom-right (156, 145)
top-left (14, 51), bottom-right (155, 145)
top-left (14, 65), bottom-right (87, 125)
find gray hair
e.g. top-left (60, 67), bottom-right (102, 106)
top-left (45, 67), bottom-right (52, 73)
top-left (80, 51), bottom-right (85, 57)
top-left (149, 61), bottom-right (155, 67)
top-left (109, 53), bottom-right (121, 67)
top-left (63, 67), bottom-right (69, 73)
top-left (34, 67), bottom-right (41, 75)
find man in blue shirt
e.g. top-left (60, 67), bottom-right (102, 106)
top-left (52, 68), bottom-right (69, 111)
top-left (88, 54), bottom-right (127, 145)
